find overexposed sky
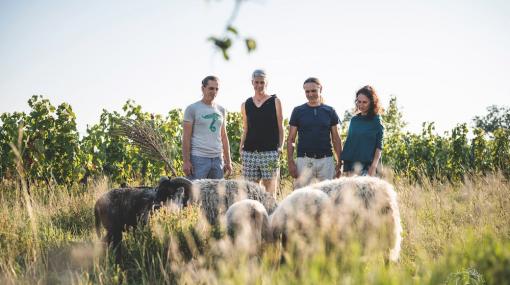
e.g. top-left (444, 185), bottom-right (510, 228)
top-left (1, 0), bottom-right (509, 134)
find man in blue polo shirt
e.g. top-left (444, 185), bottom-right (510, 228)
top-left (287, 77), bottom-right (343, 188)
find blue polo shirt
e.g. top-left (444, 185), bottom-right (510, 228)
top-left (289, 103), bottom-right (339, 157)
top-left (341, 114), bottom-right (384, 163)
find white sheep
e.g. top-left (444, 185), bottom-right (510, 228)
top-left (307, 176), bottom-right (402, 262)
top-left (225, 199), bottom-right (271, 255)
top-left (269, 188), bottom-right (331, 246)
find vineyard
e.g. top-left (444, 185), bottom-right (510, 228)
top-left (1, 95), bottom-right (509, 186)
top-left (1, 96), bottom-right (509, 284)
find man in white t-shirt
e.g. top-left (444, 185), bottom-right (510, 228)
top-left (182, 75), bottom-right (232, 180)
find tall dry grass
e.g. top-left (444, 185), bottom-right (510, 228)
top-left (0, 172), bottom-right (509, 284)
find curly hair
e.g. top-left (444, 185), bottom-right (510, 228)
top-left (355, 85), bottom-right (382, 117)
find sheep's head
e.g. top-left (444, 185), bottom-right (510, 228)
top-left (155, 177), bottom-right (193, 206)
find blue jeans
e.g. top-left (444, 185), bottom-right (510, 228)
top-left (189, 155), bottom-right (224, 180)
top-left (343, 161), bottom-right (371, 176)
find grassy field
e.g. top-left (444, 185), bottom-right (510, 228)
top-left (0, 172), bottom-right (509, 284)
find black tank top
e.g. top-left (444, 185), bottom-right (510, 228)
top-left (243, 95), bottom-right (279, 151)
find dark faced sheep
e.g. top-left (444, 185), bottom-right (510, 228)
top-left (94, 178), bottom-right (192, 262)
top-left (225, 199), bottom-right (271, 255)
top-left (307, 176), bottom-right (402, 262)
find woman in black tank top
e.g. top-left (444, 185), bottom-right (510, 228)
top-left (240, 69), bottom-right (284, 196)
top-left (243, 95), bottom-right (279, 151)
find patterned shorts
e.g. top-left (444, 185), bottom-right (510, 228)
top-left (242, 150), bottom-right (280, 181)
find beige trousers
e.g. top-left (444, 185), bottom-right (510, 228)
top-left (294, 156), bottom-right (335, 189)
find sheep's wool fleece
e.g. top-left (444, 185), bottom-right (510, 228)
top-left (308, 176), bottom-right (402, 261)
top-left (226, 199), bottom-right (270, 241)
top-left (191, 179), bottom-right (277, 225)
top-left (94, 186), bottom-right (157, 237)
top-left (269, 188), bottom-right (330, 237)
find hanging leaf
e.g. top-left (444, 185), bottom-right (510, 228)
top-left (208, 36), bottom-right (232, 50)
top-left (208, 36), bottom-right (232, 60)
top-left (227, 25), bottom-right (238, 36)
top-left (245, 38), bottom-right (257, 53)
top-left (221, 49), bottom-right (230, 60)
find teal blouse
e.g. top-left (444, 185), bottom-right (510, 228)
top-left (341, 114), bottom-right (384, 163)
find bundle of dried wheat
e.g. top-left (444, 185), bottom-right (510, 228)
top-left (113, 118), bottom-right (177, 176)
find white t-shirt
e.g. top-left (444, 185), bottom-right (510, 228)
top-left (183, 100), bottom-right (226, 158)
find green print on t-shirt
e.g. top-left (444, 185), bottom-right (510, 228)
top-left (202, 113), bottom-right (220, 132)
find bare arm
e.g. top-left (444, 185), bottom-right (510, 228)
top-left (275, 98), bottom-right (284, 152)
top-left (240, 102), bottom-right (248, 154)
top-left (221, 121), bottom-right (232, 176)
top-left (330, 125), bottom-right (343, 177)
top-left (287, 125), bottom-right (298, 178)
top-left (368, 148), bottom-right (382, 176)
top-left (182, 121), bottom-right (193, 176)
top-left (368, 118), bottom-right (384, 176)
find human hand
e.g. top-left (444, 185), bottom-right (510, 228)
top-left (183, 161), bottom-right (193, 177)
top-left (335, 163), bottom-right (342, 178)
top-left (224, 161), bottom-right (232, 177)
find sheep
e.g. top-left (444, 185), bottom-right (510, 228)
top-left (94, 176), bottom-right (276, 261)
top-left (94, 177), bottom-right (192, 262)
top-left (269, 188), bottom-right (331, 248)
top-left (225, 199), bottom-right (271, 255)
top-left (307, 176), bottom-right (402, 262)
top-left (158, 177), bottom-right (278, 225)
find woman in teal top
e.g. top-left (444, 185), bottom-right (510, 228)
top-left (341, 85), bottom-right (384, 176)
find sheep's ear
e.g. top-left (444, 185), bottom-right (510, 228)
top-left (168, 177), bottom-right (193, 207)
top-left (182, 183), bottom-right (192, 207)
